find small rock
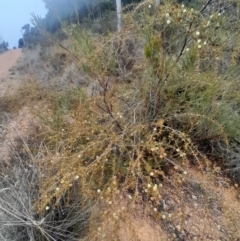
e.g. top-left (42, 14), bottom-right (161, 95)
top-left (192, 195), bottom-right (198, 200)
top-left (176, 225), bottom-right (181, 231)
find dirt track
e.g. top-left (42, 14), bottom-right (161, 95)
top-left (0, 49), bottom-right (22, 78)
top-left (0, 49), bottom-right (22, 97)
top-left (0, 49), bottom-right (23, 157)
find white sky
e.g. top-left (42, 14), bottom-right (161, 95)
top-left (0, 0), bottom-right (47, 48)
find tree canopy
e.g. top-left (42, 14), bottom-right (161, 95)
top-left (0, 41), bottom-right (8, 53)
top-left (41, 0), bottom-right (141, 32)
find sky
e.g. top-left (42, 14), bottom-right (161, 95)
top-left (0, 0), bottom-right (47, 48)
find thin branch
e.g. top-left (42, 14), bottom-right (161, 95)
top-left (200, 0), bottom-right (214, 13)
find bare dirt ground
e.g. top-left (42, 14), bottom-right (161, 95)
top-left (0, 49), bottom-right (22, 77)
top-left (1, 49), bottom-right (240, 240)
top-left (0, 49), bottom-right (22, 97)
top-left (0, 49), bottom-right (39, 160)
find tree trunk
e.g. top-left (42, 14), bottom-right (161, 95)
top-left (116, 0), bottom-right (122, 31)
top-left (155, 0), bottom-right (161, 6)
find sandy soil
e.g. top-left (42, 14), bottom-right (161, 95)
top-left (0, 49), bottom-right (22, 78)
top-left (0, 48), bottom-right (30, 160)
top-left (0, 49), bottom-right (22, 97)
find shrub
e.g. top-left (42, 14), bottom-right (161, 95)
top-left (2, 0), bottom-right (240, 240)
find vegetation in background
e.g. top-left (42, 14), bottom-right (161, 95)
top-left (2, 0), bottom-right (240, 240)
top-left (0, 41), bottom-right (9, 53)
top-left (19, 0), bottom-right (142, 47)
